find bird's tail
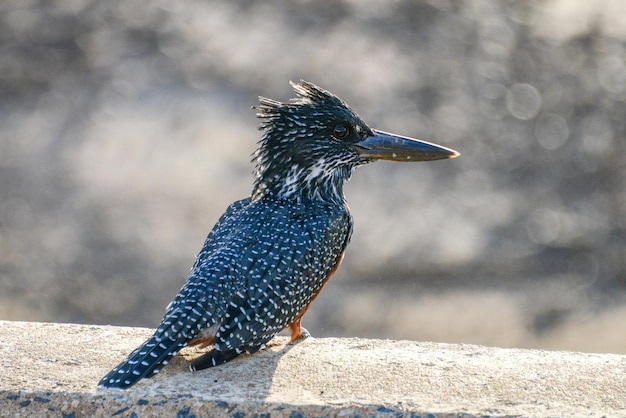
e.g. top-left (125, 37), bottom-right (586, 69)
top-left (98, 332), bottom-right (187, 389)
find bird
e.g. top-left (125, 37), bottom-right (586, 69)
top-left (98, 80), bottom-right (459, 389)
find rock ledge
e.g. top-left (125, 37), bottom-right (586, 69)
top-left (1, 321), bottom-right (624, 417)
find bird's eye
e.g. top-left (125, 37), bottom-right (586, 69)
top-left (332, 124), bottom-right (350, 140)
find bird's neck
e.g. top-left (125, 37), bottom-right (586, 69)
top-left (252, 161), bottom-right (353, 205)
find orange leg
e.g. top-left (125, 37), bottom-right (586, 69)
top-left (288, 316), bottom-right (307, 341)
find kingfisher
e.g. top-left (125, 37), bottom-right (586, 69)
top-left (99, 80), bottom-right (459, 389)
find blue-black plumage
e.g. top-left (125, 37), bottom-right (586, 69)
top-left (98, 80), bottom-right (458, 389)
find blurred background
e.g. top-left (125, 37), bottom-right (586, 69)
top-left (1, 0), bottom-right (625, 354)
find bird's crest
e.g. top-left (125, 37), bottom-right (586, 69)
top-left (254, 80), bottom-right (348, 122)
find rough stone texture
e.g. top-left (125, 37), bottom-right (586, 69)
top-left (1, 321), bottom-right (625, 417)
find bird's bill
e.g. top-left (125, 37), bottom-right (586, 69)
top-left (353, 129), bottom-right (460, 162)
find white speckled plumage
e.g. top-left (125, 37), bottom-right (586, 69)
top-left (99, 81), bottom-right (361, 389)
top-left (98, 80), bottom-right (458, 389)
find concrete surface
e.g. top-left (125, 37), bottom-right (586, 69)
top-left (0, 321), bottom-right (624, 417)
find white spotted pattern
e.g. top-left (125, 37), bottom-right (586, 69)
top-left (98, 80), bottom-right (378, 389)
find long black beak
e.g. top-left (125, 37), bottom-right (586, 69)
top-left (353, 129), bottom-right (459, 162)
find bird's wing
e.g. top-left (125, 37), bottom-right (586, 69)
top-left (211, 204), bottom-right (352, 353)
top-left (157, 197), bottom-right (255, 336)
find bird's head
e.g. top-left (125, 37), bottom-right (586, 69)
top-left (252, 80), bottom-right (459, 203)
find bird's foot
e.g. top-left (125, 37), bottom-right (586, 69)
top-left (288, 326), bottom-right (310, 345)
